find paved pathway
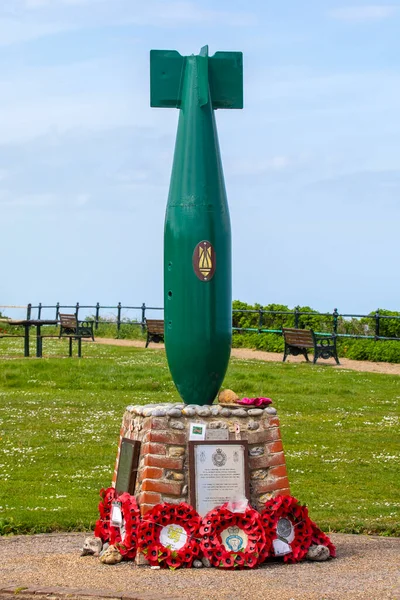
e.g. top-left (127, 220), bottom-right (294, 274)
top-left (0, 532), bottom-right (399, 600)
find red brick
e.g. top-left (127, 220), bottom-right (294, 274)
top-left (112, 470), bottom-right (117, 484)
top-left (249, 451), bottom-right (285, 470)
top-left (139, 491), bottom-right (162, 507)
top-left (139, 466), bottom-right (163, 482)
top-left (253, 476), bottom-right (290, 494)
top-left (249, 455), bottom-right (270, 470)
top-left (139, 503), bottom-right (156, 515)
top-left (268, 465), bottom-right (288, 479)
top-left (142, 417), bottom-right (169, 430)
top-left (148, 430), bottom-right (187, 445)
top-left (142, 479), bottom-right (182, 496)
top-left (144, 455), bottom-right (184, 470)
top-left (277, 487), bottom-right (291, 496)
top-left (267, 451), bottom-right (286, 467)
top-left (263, 428), bottom-right (281, 443)
top-left (142, 442), bottom-right (167, 456)
top-left (266, 440), bottom-right (284, 454)
top-left (266, 416), bottom-right (280, 427)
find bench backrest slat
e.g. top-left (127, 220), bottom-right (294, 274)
top-left (146, 319), bottom-right (164, 335)
top-left (282, 328), bottom-right (313, 346)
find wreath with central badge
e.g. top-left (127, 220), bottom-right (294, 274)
top-left (138, 502), bottom-right (201, 569)
top-left (199, 503), bottom-right (268, 569)
top-left (261, 495), bottom-right (313, 564)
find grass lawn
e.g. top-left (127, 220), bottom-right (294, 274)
top-left (0, 338), bottom-right (399, 536)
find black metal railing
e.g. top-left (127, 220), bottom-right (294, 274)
top-left (3, 303), bottom-right (395, 342)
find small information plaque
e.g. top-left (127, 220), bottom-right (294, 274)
top-left (205, 428), bottom-right (229, 441)
top-left (189, 441), bottom-right (249, 516)
top-left (115, 438), bottom-right (140, 495)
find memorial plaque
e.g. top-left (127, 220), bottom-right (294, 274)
top-left (205, 428), bottom-right (229, 440)
top-left (189, 441), bottom-right (249, 516)
top-left (115, 438), bottom-right (140, 495)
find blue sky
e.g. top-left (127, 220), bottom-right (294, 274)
top-left (1, 0), bottom-right (400, 320)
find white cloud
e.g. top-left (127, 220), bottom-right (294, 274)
top-left (0, 1), bottom-right (255, 48)
top-left (329, 5), bottom-right (398, 21)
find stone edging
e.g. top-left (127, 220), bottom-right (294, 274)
top-left (0, 584), bottom-right (173, 600)
top-left (125, 403), bottom-right (278, 418)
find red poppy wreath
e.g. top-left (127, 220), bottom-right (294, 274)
top-left (199, 503), bottom-right (268, 569)
top-left (94, 488), bottom-right (140, 560)
top-left (310, 520), bottom-right (336, 558)
top-left (94, 487), bottom-right (118, 543)
top-left (261, 495), bottom-right (313, 564)
top-left (138, 502), bottom-right (201, 569)
top-left (108, 492), bottom-right (140, 560)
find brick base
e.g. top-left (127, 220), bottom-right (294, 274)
top-left (113, 404), bottom-right (290, 515)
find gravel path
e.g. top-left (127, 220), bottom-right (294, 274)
top-left (0, 533), bottom-right (399, 600)
top-left (93, 338), bottom-right (400, 375)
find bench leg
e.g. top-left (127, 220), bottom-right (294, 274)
top-left (145, 334), bottom-right (150, 348)
top-left (69, 337), bottom-right (72, 357)
top-left (78, 337), bottom-right (82, 358)
top-left (303, 349), bottom-right (309, 362)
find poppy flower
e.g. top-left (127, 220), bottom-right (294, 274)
top-left (200, 525), bottom-right (210, 535)
top-left (234, 553), bottom-right (245, 567)
top-left (158, 547), bottom-right (171, 560)
top-left (220, 552), bottom-right (235, 568)
top-left (166, 555), bottom-right (182, 570)
top-left (146, 544), bottom-right (159, 561)
top-left (245, 553), bottom-right (257, 568)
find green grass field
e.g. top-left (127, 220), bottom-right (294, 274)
top-left (0, 338), bottom-right (399, 536)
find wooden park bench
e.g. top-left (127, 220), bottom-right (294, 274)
top-left (59, 313), bottom-right (95, 341)
top-left (145, 319), bottom-right (164, 348)
top-left (34, 313), bottom-right (95, 357)
top-left (282, 327), bottom-right (340, 364)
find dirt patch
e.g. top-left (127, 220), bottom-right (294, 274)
top-left (93, 338), bottom-right (400, 376)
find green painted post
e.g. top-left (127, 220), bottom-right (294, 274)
top-left (258, 308), bottom-right (263, 333)
top-left (333, 308), bottom-right (338, 335)
top-left (141, 303), bottom-right (146, 332)
top-left (117, 302), bottom-right (122, 336)
top-left (56, 302), bottom-right (60, 320)
top-left (95, 302), bottom-right (100, 330)
top-left (375, 310), bottom-right (380, 339)
top-left (151, 46), bottom-right (243, 405)
top-left (38, 303), bottom-right (42, 320)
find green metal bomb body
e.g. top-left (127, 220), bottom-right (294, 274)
top-left (151, 47), bottom-right (243, 405)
